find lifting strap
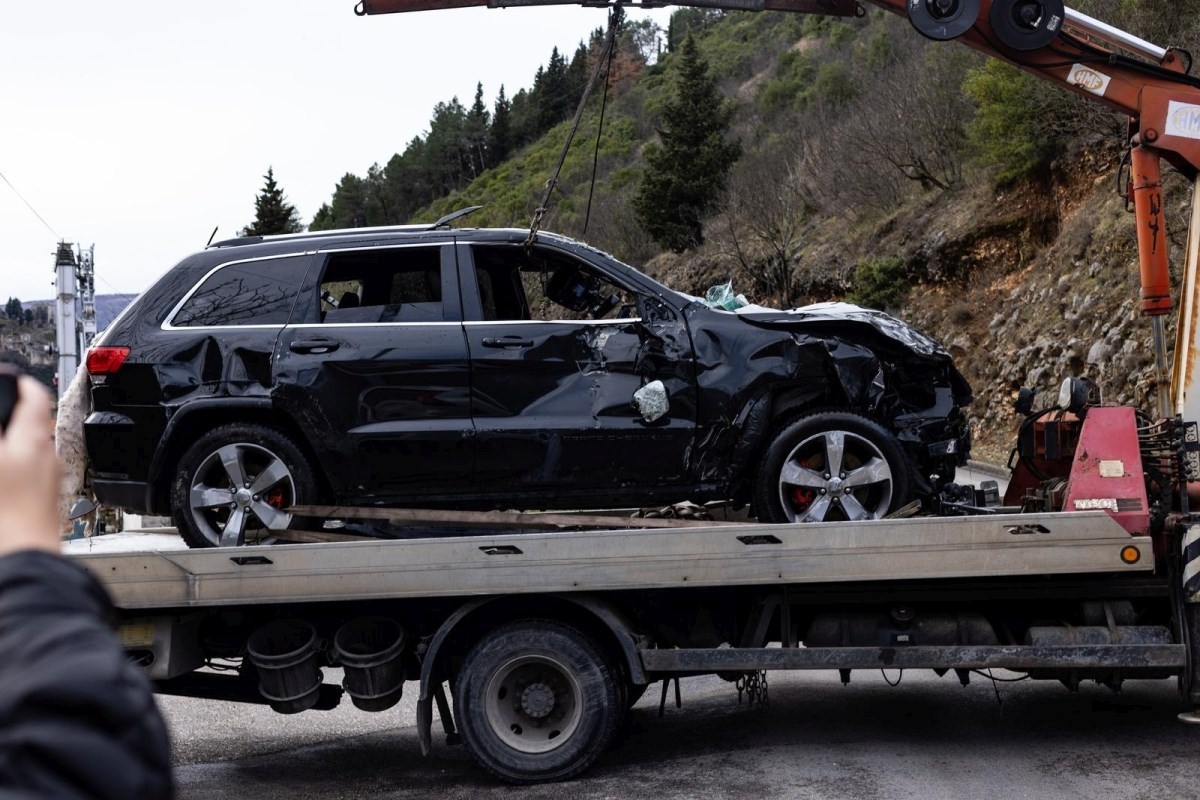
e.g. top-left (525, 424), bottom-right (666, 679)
top-left (525, 3), bottom-right (623, 249)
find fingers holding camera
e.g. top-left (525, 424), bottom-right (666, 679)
top-left (0, 378), bottom-right (63, 556)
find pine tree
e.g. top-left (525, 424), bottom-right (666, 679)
top-left (242, 168), bottom-right (303, 236)
top-left (565, 42), bottom-right (589, 106)
top-left (536, 47), bottom-right (571, 132)
top-left (489, 85), bottom-right (512, 164)
top-left (465, 82), bottom-right (491, 178)
top-left (509, 87), bottom-right (535, 148)
top-left (634, 36), bottom-right (741, 253)
top-left (425, 98), bottom-right (470, 193)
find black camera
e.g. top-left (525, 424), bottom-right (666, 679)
top-left (0, 365), bottom-right (19, 434)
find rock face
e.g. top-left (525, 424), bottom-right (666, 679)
top-left (887, 155), bottom-right (1170, 463)
top-left (648, 144), bottom-right (1180, 465)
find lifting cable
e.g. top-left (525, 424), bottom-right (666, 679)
top-left (525, 2), bottom-right (623, 249)
top-left (582, 20), bottom-right (620, 234)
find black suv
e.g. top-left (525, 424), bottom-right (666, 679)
top-left (84, 221), bottom-right (971, 547)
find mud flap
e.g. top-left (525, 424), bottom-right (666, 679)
top-left (1180, 524), bottom-right (1200, 704)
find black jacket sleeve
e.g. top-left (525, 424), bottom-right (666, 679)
top-left (0, 550), bottom-right (173, 800)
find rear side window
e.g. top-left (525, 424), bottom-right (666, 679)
top-left (318, 246), bottom-right (446, 324)
top-left (172, 255), bottom-right (309, 327)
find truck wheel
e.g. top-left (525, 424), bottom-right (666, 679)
top-left (455, 620), bottom-right (621, 783)
top-left (171, 423), bottom-right (315, 548)
top-left (754, 411), bottom-right (911, 524)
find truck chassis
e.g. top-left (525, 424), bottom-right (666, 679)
top-left (71, 509), bottom-right (1200, 782)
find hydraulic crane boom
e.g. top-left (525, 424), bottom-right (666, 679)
top-left (358, 0), bottom-right (1200, 421)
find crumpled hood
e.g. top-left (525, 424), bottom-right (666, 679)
top-left (733, 302), bottom-right (949, 360)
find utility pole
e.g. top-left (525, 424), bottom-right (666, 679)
top-left (51, 241), bottom-right (97, 401)
top-left (54, 242), bottom-right (78, 402)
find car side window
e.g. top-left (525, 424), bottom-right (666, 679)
top-left (471, 246), bottom-right (637, 322)
top-left (171, 255), bottom-right (309, 327)
top-left (318, 247), bottom-right (445, 324)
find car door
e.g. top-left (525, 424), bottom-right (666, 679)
top-left (457, 241), bottom-right (696, 500)
top-left (274, 241), bottom-right (474, 501)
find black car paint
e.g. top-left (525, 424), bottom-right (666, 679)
top-left (273, 241), bottom-right (474, 494)
top-left (456, 243), bottom-right (699, 496)
top-left (84, 228), bottom-right (970, 515)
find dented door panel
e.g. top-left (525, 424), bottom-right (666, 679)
top-left (456, 243), bottom-right (699, 495)
top-left (466, 320), bottom-right (696, 489)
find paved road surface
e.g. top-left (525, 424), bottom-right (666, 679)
top-left (168, 670), bottom-right (1198, 800)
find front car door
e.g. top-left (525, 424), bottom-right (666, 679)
top-left (457, 239), bottom-right (697, 507)
top-left (274, 240), bottom-right (473, 502)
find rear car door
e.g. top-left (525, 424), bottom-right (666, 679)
top-left (457, 241), bottom-right (696, 501)
top-left (274, 241), bottom-right (473, 501)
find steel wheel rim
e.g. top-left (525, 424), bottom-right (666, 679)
top-left (188, 442), bottom-right (295, 547)
top-left (483, 654), bottom-right (583, 754)
top-left (777, 429), bottom-right (894, 523)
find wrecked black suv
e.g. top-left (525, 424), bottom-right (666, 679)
top-left (84, 222), bottom-right (971, 547)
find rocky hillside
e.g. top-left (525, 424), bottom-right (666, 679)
top-left (648, 137), bottom-right (1187, 463)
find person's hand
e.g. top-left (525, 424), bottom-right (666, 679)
top-left (0, 377), bottom-right (62, 555)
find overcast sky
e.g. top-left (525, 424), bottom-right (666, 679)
top-left (1, 0), bottom-right (671, 303)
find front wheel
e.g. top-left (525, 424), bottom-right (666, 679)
top-left (454, 620), bottom-right (622, 783)
top-left (753, 411), bottom-right (912, 524)
top-left (171, 423), bottom-right (316, 548)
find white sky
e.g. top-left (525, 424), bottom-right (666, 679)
top-left (0, 0), bottom-right (671, 302)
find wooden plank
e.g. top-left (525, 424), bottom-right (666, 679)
top-left (288, 505), bottom-right (741, 530)
top-left (272, 529), bottom-right (369, 544)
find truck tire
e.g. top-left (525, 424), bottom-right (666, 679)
top-left (454, 620), bottom-right (621, 783)
top-left (754, 411), bottom-right (912, 524)
top-left (171, 423), bottom-right (316, 548)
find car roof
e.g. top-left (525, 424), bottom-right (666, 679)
top-left (206, 225), bottom-right (590, 253)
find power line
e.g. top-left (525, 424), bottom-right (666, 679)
top-left (0, 168), bottom-right (60, 239)
top-left (0, 170), bottom-right (130, 296)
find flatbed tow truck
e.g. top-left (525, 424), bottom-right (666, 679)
top-left (70, 0), bottom-right (1200, 784)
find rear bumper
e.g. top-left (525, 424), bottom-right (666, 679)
top-left (86, 406), bottom-right (170, 514)
top-left (84, 407), bottom-right (168, 494)
top-left (92, 478), bottom-right (153, 513)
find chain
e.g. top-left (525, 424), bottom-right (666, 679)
top-left (735, 670), bottom-right (770, 708)
top-left (525, 3), bottom-right (623, 249)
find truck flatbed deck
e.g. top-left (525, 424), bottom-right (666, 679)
top-left (70, 511), bottom-right (1149, 610)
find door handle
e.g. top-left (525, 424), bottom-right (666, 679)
top-left (289, 338), bottom-right (340, 355)
top-left (481, 337), bottom-right (534, 349)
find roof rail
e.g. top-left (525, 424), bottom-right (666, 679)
top-left (209, 224), bottom-right (429, 248)
top-left (208, 206), bottom-right (485, 248)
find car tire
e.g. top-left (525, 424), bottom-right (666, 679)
top-left (171, 423), bottom-right (316, 548)
top-left (753, 411), bottom-right (912, 524)
top-left (454, 620), bottom-right (622, 784)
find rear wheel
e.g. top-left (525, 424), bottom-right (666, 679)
top-left (454, 620), bottom-right (621, 783)
top-left (754, 411), bottom-right (911, 524)
top-left (171, 423), bottom-right (315, 548)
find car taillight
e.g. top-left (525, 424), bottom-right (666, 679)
top-left (86, 346), bottom-right (131, 376)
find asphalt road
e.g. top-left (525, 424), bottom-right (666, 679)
top-left (168, 669), bottom-right (1200, 800)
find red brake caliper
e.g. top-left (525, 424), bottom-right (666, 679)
top-left (791, 488), bottom-right (815, 509)
top-left (790, 456), bottom-right (822, 511)
top-left (265, 488), bottom-right (287, 510)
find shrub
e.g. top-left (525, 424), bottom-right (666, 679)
top-left (963, 61), bottom-right (1057, 184)
top-left (850, 255), bottom-right (909, 311)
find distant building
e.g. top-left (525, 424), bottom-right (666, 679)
top-left (0, 332), bottom-right (53, 367)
